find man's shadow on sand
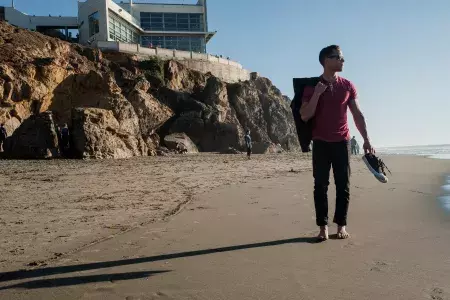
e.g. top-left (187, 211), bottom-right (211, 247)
top-left (0, 236), bottom-right (318, 290)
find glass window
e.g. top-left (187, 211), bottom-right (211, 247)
top-left (141, 36), bottom-right (206, 53)
top-left (177, 36), bottom-right (190, 51)
top-left (177, 14), bottom-right (189, 21)
top-left (151, 13), bottom-right (163, 19)
top-left (189, 14), bottom-right (203, 31)
top-left (141, 12), bottom-right (205, 32)
top-left (109, 12), bottom-right (139, 44)
top-left (165, 36), bottom-right (177, 49)
top-left (0, 7), bottom-right (5, 21)
top-left (89, 11), bottom-right (100, 37)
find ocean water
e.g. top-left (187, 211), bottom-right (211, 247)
top-left (440, 176), bottom-right (450, 212)
top-left (379, 144), bottom-right (450, 160)
top-left (379, 145), bottom-right (450, 213)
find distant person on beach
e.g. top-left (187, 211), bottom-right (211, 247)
top-left (300, 45), bottom-right (375, 241)
top-left (244, 129), bottom-right (252, 159)
top-left (61, 124), bottom-right (70, 156)
top-left (0, 123), bottom-right (7, 152)
top-left (351, 136), bottom-right (358, 155)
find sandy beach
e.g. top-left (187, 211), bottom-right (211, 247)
top-left (1, 154), bottom-right (450, 299)
top-left (0, 153), bottom-right (312, 271)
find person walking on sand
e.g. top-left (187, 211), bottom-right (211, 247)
top-left (351, 136), bottom-right (358, 155)
top-left (0, 123), bottom-right (7, 152)
top-left (300, 45), bottom-right (375, 241)
top-left (244, 129), bottom-right (252, 159)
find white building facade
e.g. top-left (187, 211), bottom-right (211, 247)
top-left (78, 0), bottom-right (215, 53)
top-left (0, 0), bottom-right (215, 53)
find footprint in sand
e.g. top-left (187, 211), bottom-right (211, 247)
top-left (342, 241), bottom-right (361, 249)
top-left (370, 260), bottom-right (390, 272)
top-left (148, 291), bottom-right (173, 300)
top-left (125, 296), bottom-right (153, 300)
top-left (428, 287), bottom-right (449, 300)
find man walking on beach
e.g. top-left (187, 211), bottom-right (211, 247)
top-left (300, 45), bottom-right (375, 240)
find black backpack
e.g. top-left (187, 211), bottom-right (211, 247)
top-left (291, 77), bottom-right (320, 152)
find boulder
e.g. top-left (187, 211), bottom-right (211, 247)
top-left (227, 77), bottom-right (300, 151)
top-left (71, 107), bottom-right (146, 159)
top-left (128, 88), bottom-right (174, 136)
top-left (199, 77), bottom-right (229, 122)
top-left (163, 133), bottom-right (198, 153)
top-left (252, 142), bottom-right (284, 154)
top-left (3, 111), bottom-right (60, 159)
top-left (156, 146), bottom-right (170, 156)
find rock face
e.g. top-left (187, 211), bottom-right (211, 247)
top-left (0, 21), bottom-right (299, 159)
top-left (164, 133), bottom-right (198, 153)
top-left (71, 108), bottom-right (147, 159)
top-left (3, 111), bottom-right (60, 159)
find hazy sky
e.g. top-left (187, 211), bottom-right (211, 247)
top-left (1, 0), bottom-right (449, 147)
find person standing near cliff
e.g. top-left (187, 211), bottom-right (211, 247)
top-left (300, 45), bottom-right (375, 241)
top-left (244, 129), bottom-right (252, 159)
top-left (0, 123), bottom-right (7, 152)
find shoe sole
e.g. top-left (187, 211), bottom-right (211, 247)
top-left (362, 156), bottom-right (388, 183)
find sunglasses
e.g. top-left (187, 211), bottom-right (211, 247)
top-left (327, 55), bottom-right (345, 62)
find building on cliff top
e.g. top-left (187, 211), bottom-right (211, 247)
top-left (0, 0), bottom-right (216, 53)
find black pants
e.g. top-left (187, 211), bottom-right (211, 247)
top-left (313, 140), bottom-right (351, 226)
top-left (247, 147), bottom-right (252, 157)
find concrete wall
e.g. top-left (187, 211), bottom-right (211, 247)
top-left (137, 45), bottom-right (156, 56)
top-left (155, 48), bottom-right (175, 59)
top-left (78, 0), bottom-right (109, 44)
top-left (191, 52), bottom-right (208, 61)
top-left (4, 7), bottom-right (77, 30)
top-left (97, 41), bottom-right (250, 83)
top-left (96, 41), bottom-right (119, 51)
top-left (120, 43), bottom-right (139, 53)
top-left (175, 50), bottom-right (192, 60)
top-left (4, 7), bottom-right (32, 29)
top-left (179, 60), bottom-right (250, 83)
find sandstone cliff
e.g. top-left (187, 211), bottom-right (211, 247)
top-left (0, 22), bottom-right (299, 159)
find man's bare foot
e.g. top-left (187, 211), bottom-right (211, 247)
top-left (317, 226), bottom-right (329, 241)
top-left (337, 226), bottom-right (350, 239)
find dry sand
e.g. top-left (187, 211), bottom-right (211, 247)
top-left (0, 153), bottom-right (311, 271)
top-left (0, 154), bottom-right (450, 300)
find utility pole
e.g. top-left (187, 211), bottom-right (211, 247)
top-left (12, 0), bottom-right (15, 8)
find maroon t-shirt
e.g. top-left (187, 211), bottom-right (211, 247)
top-left (302, 76), bottom-right (357, 142)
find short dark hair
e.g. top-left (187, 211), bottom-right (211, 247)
top-left (0, 123), bottom-right (4, 126)
top-left (319, 45), bottom-right (341, 66)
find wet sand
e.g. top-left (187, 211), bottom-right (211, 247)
top-left (1, 154), bottom-right (450, 299)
